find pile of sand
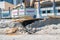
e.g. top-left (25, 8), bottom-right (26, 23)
top-left (36, 24), bottom-right (60, 35)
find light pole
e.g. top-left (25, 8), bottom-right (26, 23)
top-left (24, 0), bottom-right (26, 16)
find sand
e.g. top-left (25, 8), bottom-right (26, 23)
top-left (0, 19), bottom-right (60, 40)
top-left (0, 35), bottom-right (60, 40)
top-left (35, 24), bottom-right (60, 35)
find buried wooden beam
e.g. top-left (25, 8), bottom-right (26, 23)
top-left (5, 18), bottom-right (44, 34)
top-left (15, 18), bottom-right (43, 33)
top-left (48, 16), bottom-right (60, 19)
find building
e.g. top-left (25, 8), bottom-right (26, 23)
top-left (0, 1), bottom-right (15, 10)
top-left (8, 0), bottom-right (60, 18)
top-left (11, 3), bottom-right (36, 18)
top-left (34, 0), bottom-right (60, 17)
top-left (0, 1), bottom-right (15, 18)
top-left (42, 0), bottom-right (60, 17)
top-left (11, 0), bottom-right (44, 18)
top-left (16, 0), bottom-right (60, 18)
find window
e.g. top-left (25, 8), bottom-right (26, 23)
top-left (47, 10), bottom-right (51, 13)
top-left (42, 11), bottom-right (46, 14)
top-left (58, 9), bottom-right (60, 13)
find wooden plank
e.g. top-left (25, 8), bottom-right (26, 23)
top-left (12, 18), bottom-right (43, 22)
top-left (48, 16), bottom-right (60, 19)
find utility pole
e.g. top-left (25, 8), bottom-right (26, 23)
top-left (0, 8), bottom-right (2, 19)
top-left (9, 7), bottom-right (11, 18)
top-left (36, 0), bottom-right (41, 18)
top-left (38, 0), bottom-right (41, 17)
top-left (24, 0), bottom-right (26, 16)
top-left (53, 0), bottom-right (56, 16)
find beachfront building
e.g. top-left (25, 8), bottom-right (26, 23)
top-left (34, 0), bottom-right (60, 18)
top-left (11, 0), bottom-right (60, 18)
top-left (11, 2), bottom-right (37, 18)
top-left (11, 3), bottom-right (25, 18)
top-left (0, 1), bottom-right (15, 18)
top-left (11, 0), bottom-right (43, 18)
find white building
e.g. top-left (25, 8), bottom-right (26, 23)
top-left (11, 0), bottom-right (60, 18)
